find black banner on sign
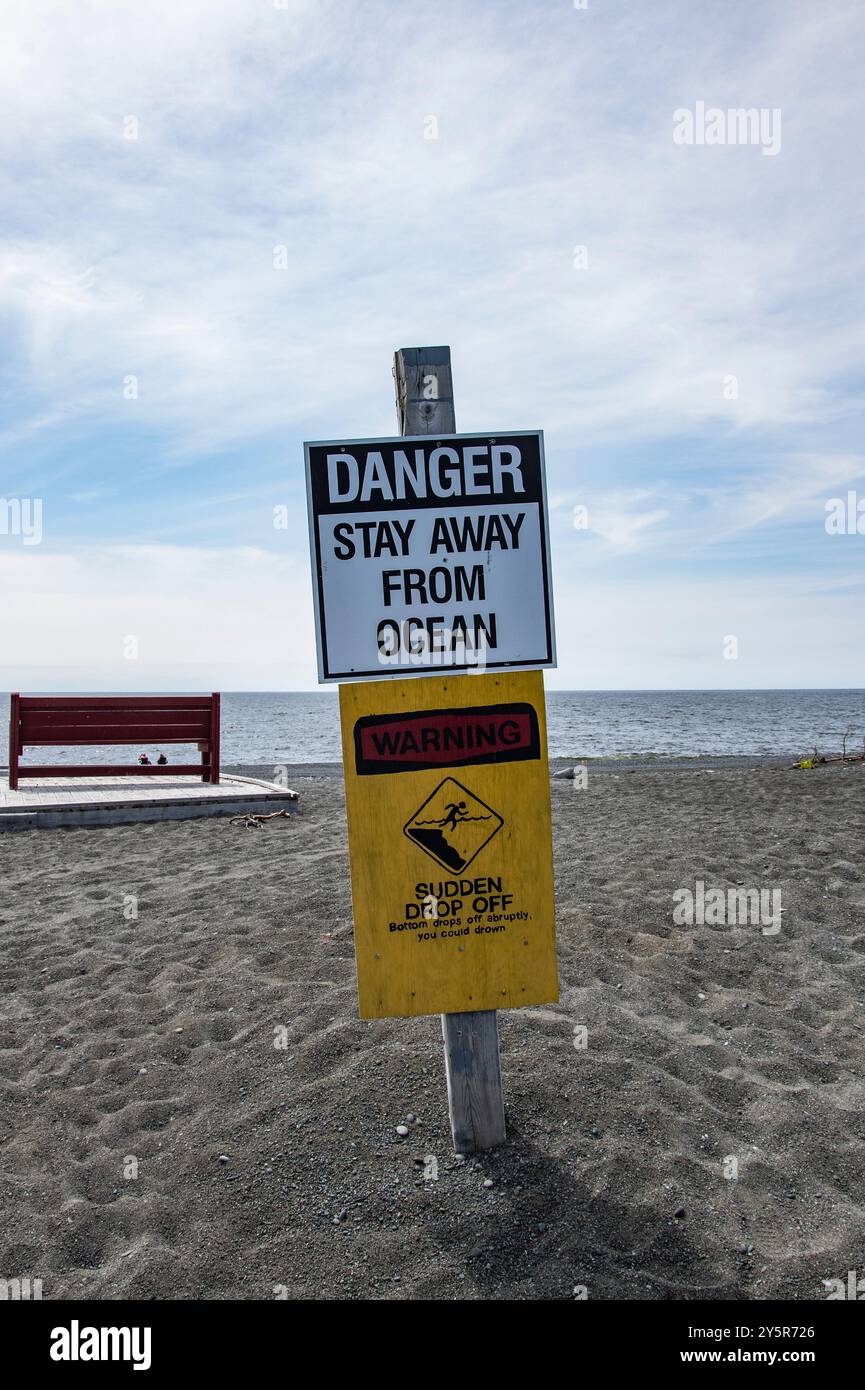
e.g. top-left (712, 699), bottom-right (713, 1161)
top-left (306, 433), bottom-right (546, 514)
top-left (353, 702), bottom-right (541, 774)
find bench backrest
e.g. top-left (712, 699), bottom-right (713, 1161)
top-left (8, 693), bottom-right (221, 787)
top-left (17, 695), bottom-right (218, 747)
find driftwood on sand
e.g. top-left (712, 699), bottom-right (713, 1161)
top-left (228, 809), bottom-right (295, 829)
top-left (792, 726), bottom-right (865, 769)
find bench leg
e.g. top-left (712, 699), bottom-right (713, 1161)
top-left (8, 693), bottom-right (19, 790)
top-left (200, 747), bottom-right (211, 783)
top-left (210, 693), bottom-right (220, 785)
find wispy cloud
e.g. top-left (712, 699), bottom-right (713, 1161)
top-left (550, 489), bottom-right (672, 551)
top-left (1, 0), bottom-right (863, 685)
top-left (709, 454), bottom-right (865, 539)
top-left (2, 0), bottom-right (863, 452)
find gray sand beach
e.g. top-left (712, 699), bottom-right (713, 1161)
top-left (1, 763), bottom-right (863, 1300)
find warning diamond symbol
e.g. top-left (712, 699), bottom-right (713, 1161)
top-left (403, 777), bottom-right (504, 872)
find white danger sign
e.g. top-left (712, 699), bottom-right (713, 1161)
top-left (304, 431), bottom-right (556, 682)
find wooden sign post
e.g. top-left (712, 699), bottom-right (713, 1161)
top-left (304, 346), bottom-right (559, 1155)
top-left (394, 346), bottom-right (505, 1152)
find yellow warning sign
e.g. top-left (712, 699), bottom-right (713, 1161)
top-left (339, 670), bottom-right (558, 1018)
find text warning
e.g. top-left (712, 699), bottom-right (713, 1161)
top-left (305, 431), bottom-right (556, 682)
top-left (354, 703), bottom-right (540, 775)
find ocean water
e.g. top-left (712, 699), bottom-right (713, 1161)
top-left (2, 690), bottom-right (863, 766)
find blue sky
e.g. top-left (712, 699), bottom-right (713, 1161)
top-left (1, 0), bottom-right (863, 690)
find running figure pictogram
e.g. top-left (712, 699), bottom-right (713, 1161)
top-left (438, 800), bottom-right (469, 832)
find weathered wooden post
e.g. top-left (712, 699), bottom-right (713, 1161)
top-left (306, 357), bottom-right (557, 1155)
top-left (393, 345), bottom-right (507, 1153)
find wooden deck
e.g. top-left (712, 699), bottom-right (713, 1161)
top-left (0, 772), bottom-right (299, 832)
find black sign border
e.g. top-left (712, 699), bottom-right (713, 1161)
top-left (304, 431), bottom-right (556, 683)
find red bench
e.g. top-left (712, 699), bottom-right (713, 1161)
top-left (8, 693), bottom-right (220, 790)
